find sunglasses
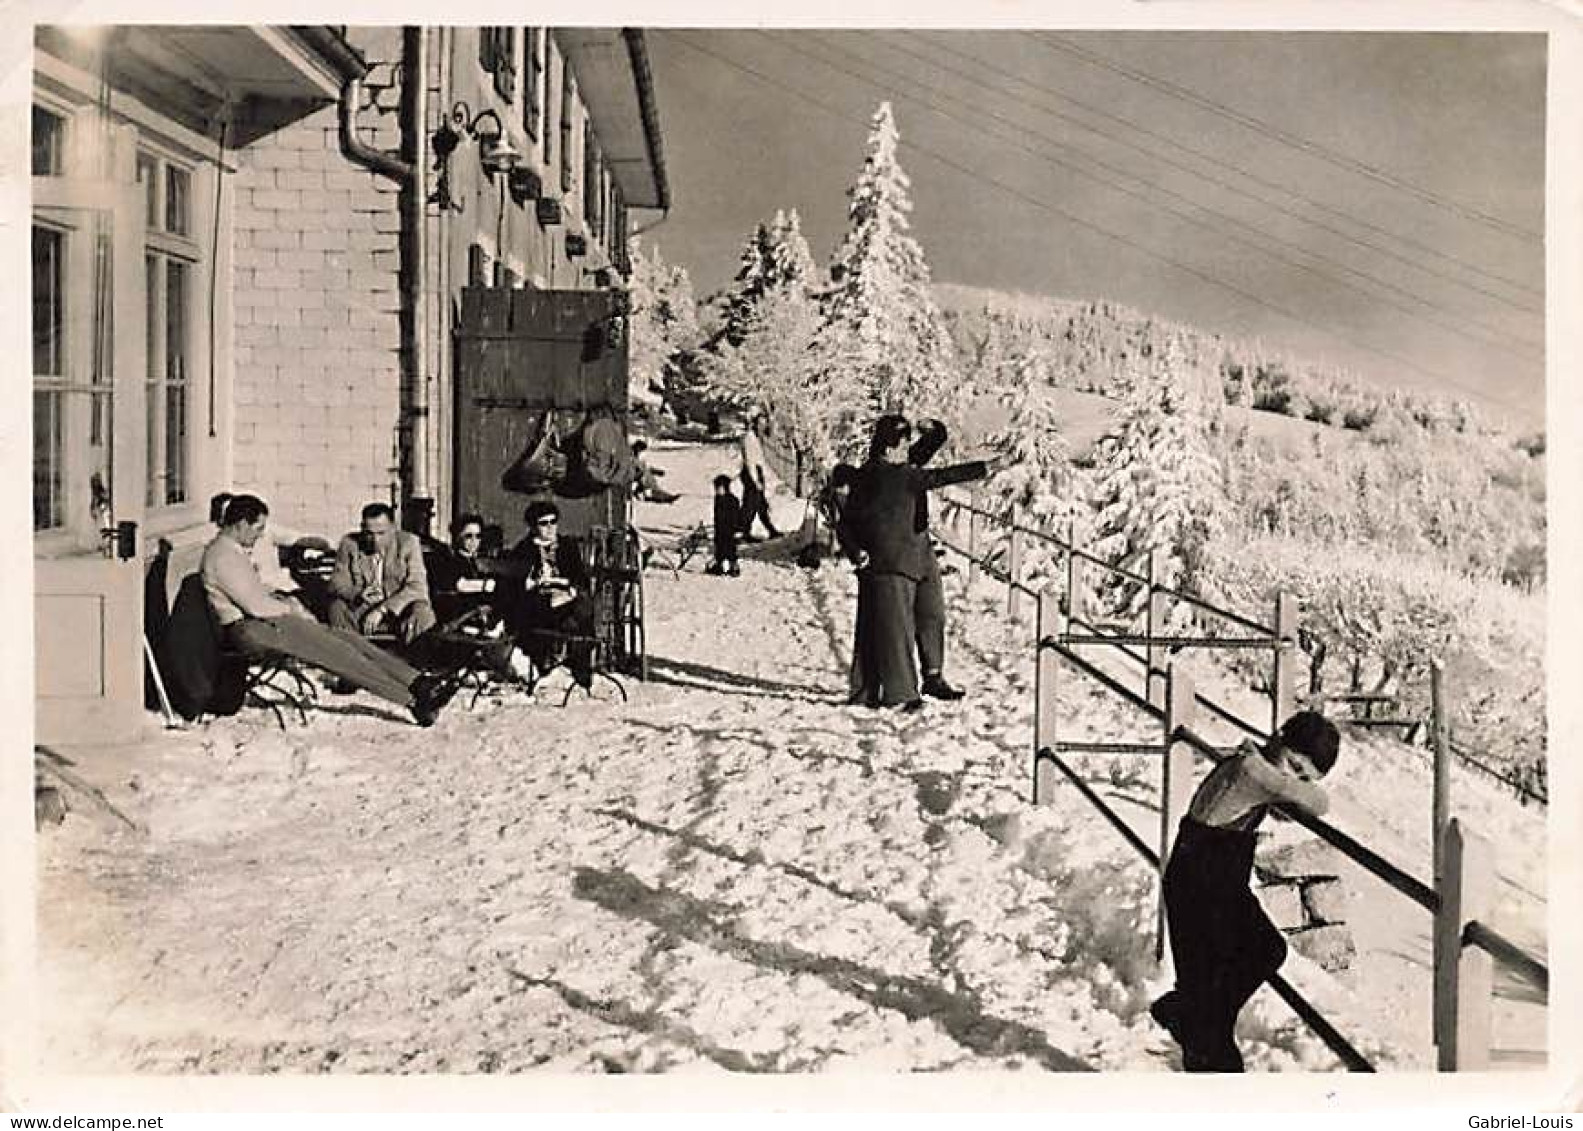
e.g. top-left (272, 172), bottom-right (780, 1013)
top-left (535, 517), bottom-right (558, 527)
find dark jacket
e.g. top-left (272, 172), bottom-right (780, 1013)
top-left (845, 457), bottom-right (987, 580)
top-left (157, 572), bottom-right (246, 720)
top-left (713, 494), bottom-right (742, 548)
top-left (508, 535), bottom-right (590, 592)
top-left (907, 420), bottom-right (949, 533)
top-left (427, 545), bottom-right (498, 623)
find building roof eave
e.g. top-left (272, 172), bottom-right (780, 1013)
top-left (558, 28), bottom-right (669, 212)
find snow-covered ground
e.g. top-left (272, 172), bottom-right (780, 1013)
top-left (35, 441), bottom-right (1541, 1075)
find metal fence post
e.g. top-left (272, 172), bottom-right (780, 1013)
top-left (1160, 664), bottom-right (1196, 960)
top-left (1431, 660), bottom-right (1452, 886)
top-left (1272, 590), bottom-right (1298, 733)
top-left (1146, 550), bottom-right (1168, 710)
top-left (1034, 585), bottom-right (1063, 805)
top-left (1434, 818), bottom-right (1494, 1070)
top-left (967, 508), bottom-right (980, 589)
top-left (1430, 658), bottom-right (1452, 1051)
top-left (1065, 518), bottom-right (1084, 623)
top-left (1006, 508), bottom-right (1021, 621)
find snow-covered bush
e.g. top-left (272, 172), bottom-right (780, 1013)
top-left (1204, 535), bottom-right (1545, 788)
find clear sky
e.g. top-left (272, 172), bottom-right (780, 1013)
top-left (642, 29), bottom-right (1546, 425)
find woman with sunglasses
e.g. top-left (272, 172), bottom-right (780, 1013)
top-left (506, 501), bottom-right (596, 688)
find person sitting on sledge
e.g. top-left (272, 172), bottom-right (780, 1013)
top-left (506, 501), bottom-right (595, 688)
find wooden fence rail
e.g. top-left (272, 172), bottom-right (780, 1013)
top-left (936, 494), bottom-right (1547, 1072)
top-left (775, 441), bottom-right (1545, 1070)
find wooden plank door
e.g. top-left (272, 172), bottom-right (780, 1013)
top-left (453, 286), bottom-right (630, 548)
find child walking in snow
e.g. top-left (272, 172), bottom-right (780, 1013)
top-left (707, 474), bottom-right (742, 577)
top-left (1151, 710), bottom-right (1341, 1072)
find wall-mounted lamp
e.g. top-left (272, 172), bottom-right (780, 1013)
top-left (429, 101), bottom-right (520, 213)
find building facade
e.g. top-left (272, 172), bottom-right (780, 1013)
top-left (31, 26), bottom-right (668, 745)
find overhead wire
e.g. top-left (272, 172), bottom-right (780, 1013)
top-left (900, 30), bottom-right (1542, 309)
top-left (787, 30), bottom-right (1541, 358)
top-left (1034, 32), bottom-right (1543, 244)
top-left (662, 31), bottom-right (1538, 416)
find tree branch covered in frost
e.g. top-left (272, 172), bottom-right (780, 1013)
top-left (627, 237), bottom-right (702, 407)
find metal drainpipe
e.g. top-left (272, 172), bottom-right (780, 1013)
top-left (404, 25), bottom-right (431, 504)
top-left (432, 26), bottom-right (454, 526)
top-left (338, 43), bottom-right (430, 510)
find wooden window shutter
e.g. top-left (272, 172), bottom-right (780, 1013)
top-left (612, 182), bottom-right (628, 275)
top-left (582, 122), bottom-right (597, 224)
top-left (494, 28), bottom-right (517, 103)
top-left (560, 58), bottom-right (574, 194)
top-left (522, 29), bottom-right (542, 140)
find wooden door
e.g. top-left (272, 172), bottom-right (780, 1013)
top-left (452, 286), bottom-right (629, 548)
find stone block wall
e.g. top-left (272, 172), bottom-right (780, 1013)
top-left (229, 27), bottom-right (404, 539)
top-left (1258, 838), bottom-right (1358, 973)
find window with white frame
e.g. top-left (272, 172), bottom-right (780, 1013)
top-left (33, 105), bottom-right (65, 176)
top-left (139, 148), bottom-right (198, 508)
top-left (33, 222), bottom-right (68, 530)
top-left (33, 97), bottom-right (116, 537)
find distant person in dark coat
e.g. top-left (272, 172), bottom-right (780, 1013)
top-left (844, 414), bottom-right (992, 710)
top-left (707, 474), bottom-right (742, 577)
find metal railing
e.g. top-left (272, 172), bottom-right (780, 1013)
top-left (932, 492), bottom-right (1547, 1072)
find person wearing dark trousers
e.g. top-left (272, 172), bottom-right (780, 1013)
top-left (737, 413), bottom-right (780, 541)
top-left (1151, 712), bottom-right (1340, 1072)
top-left (844, 415), bottom-right (991, 710)
top-left (507, 501), bottom-right (595, 688)
top-left (707, 474), bottom-right (742, 577)
top-left (820, 463), bottom-right (870, 703)
top-left (200, 495), bottom-right (455, 726)
top-left (902, 419), bottom-right (969, 700)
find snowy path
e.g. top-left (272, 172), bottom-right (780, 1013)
top-left (39, 443), bottom-right (1423, 1075)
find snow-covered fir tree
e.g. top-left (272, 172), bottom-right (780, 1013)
top-left (1088, 334), bottom-right (1227, 618)
top-left (713, 209), bottom-right (821, 352)
top-left (814, 102), bottom-right (958, 430)
top-left (627, 237), bottom-right (701, 408)
top-left (699, 210), bottom-right (859, 462)
top-left (766, 209), bottom-right (818, 292)
top-left (709, 281), bottom-right (861, 469)
top-left (983, 362), bottom-right (1076, 592)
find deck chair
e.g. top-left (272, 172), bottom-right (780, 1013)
top-left (159, 572), bottom-right (319, 729)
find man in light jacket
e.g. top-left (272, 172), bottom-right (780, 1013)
top-left (328, 502), bottom-right (437, 645)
